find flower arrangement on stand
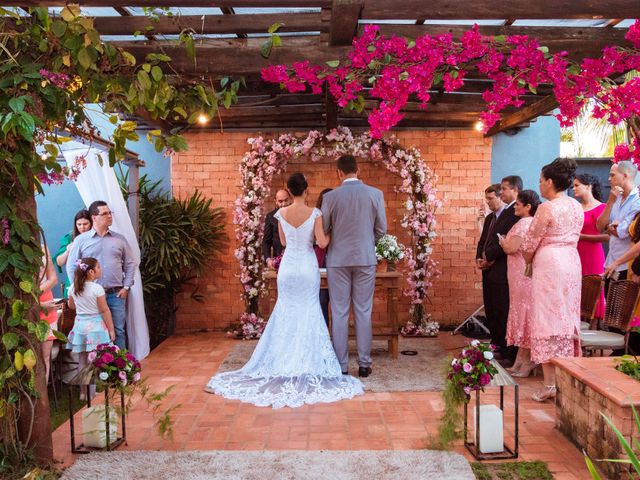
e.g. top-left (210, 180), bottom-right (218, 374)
top-left (435, 340), bottom-right (498, 449)
top-left (89, 344), bottom-right (141, 388)
top-left (233, 126), bottom-right (441, 340)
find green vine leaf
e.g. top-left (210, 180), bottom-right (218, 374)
top-left (34, 320), bottom-right (50, 342)
top-left (77, 47), bottom-right (92, 69)
top-left (0, 283), bottom-right (14, 299)
top-left (2, 332), bottom-right (19, 351)
top-left (18, 280), bottom-right (32, 293)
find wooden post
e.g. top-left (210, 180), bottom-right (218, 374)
top-left (123, 158), bottom-right (144, 240)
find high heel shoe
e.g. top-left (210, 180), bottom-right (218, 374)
top-left (532, 384), bottom-right (556, 402)
top-left (511, 362), bottom-right (538, 378)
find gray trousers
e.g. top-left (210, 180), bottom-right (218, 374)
top-left (327, 265), bottom-right (376, 369)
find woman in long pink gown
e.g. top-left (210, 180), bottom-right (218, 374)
top-left (499, 190), bottom-right (540, 377)
top-left (573, 174), bottom-right (607, 320)
top-left (523, 158), bottom-right (584, 402)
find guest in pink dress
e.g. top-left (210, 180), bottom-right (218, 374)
top-left (523, 158), bottom-right (584, 402)
top-left (573, 174), bottom-right (608, 320)
top-left (499, 190), bottom-right (540, 378)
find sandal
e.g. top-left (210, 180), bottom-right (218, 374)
top-left (532, 384), bottom-right (556, 402)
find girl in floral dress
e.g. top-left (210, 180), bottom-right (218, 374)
top-left (67, 257), bottom-right (115, 398)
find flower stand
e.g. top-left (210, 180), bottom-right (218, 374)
top-left (68, 383), bottom-right (127, 453)
top-left (463, 359), bottom-right (519, 460)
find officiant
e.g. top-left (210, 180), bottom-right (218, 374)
top-left (263, 189), bottom-right (291, 266)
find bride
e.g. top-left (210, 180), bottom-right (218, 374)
top-left (205, 172), bottom-right (364, 408)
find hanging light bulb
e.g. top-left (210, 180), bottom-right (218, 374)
top-left (197, 113), bottom-right (209, 125)
top-left (475, 121), bottom-right (484, 132)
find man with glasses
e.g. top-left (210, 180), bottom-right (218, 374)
top-left (67, 200), bottom-right (135, 350)
top-left (263, 189), bottom-right (291, 266)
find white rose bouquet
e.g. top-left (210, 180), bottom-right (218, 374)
top-left (375, 234), bottom-right (405, 263)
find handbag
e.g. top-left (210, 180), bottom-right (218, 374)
top-left (58, 299), bottom-right (76, 337)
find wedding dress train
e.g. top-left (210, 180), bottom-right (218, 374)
top-left (205, 208), bottom-right (364, 408)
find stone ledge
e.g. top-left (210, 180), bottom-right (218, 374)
top-left (551, 356), bottom-right (640, 407)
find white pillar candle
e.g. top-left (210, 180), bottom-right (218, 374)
top-left (473, 404), bottom-right (504, 453)
top-left (82, 404), bottom-right (118, 448)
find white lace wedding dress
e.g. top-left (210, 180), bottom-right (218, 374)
top-left (205, 207), bottom-right (364, 408)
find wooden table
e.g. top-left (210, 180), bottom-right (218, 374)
top-left (263, 270), bottom-right (402, 359)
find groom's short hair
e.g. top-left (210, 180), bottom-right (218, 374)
top-left (337, 155), bottom-right (357, 174)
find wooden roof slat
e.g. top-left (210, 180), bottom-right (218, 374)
top-left (92, 12), bottom-right (324, 36)
top-left (486, 95), bottom-right (558, 135)
top-left (361, 0), bottom-right (638, 19)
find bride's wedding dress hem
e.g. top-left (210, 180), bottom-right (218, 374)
top-left (205, 208), bottom-right (364, 409)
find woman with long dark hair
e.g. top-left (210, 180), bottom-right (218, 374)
top-left (523, 158), bottom-right (584, 402)
top-left (53, 209), bottom-right (93, 297)
top-left (573, 173), bottom-right (608, 319)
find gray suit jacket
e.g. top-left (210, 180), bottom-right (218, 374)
top-left (321, 180), bottom-right (387, 267)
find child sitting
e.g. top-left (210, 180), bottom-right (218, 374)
top-left (67, 257), bottom-right (115, 399)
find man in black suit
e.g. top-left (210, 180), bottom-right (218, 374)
top-left (262, 189), bottom-right (291, 265)
top-left (477, 176), bottom-right (522, 365)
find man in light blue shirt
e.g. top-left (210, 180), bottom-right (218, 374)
top-left (67, 200), bottom-right (135, 349)
top-left (597, 161), bottom-right (640, 288)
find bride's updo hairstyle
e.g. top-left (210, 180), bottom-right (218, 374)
top-left (287, 172), bottom-right (308, 197)
top-left (541, 157), bottom-right (578, 192)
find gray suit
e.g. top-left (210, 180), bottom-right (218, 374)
top-left (321, 179), bottom-right (387, 370)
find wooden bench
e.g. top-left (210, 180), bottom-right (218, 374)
top-left (264, 270), bottom-right (402, 359)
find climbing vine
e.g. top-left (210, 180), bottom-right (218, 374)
top-left (0, 6), bottom-right (238, 469)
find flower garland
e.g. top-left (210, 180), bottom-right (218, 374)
top-left (233, 126), bottom-right (441, 338)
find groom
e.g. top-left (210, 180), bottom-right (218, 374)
top-left (321, 155), bottom-right (387, 377)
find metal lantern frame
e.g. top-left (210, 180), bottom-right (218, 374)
top-left (463, 361), bottom-right (519, 460)
top-left (68, 382), bottom-right (127, 454)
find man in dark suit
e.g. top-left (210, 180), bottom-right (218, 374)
top-left (478, 176), bottom-right (522, 365)
top-left (263, 189), bottom-right (291, 265)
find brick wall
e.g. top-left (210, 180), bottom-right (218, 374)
top-left (172, 129), bottom-right (492, 331)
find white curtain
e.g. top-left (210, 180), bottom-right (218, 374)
top-left (62, 147), bottom-right (150, 360)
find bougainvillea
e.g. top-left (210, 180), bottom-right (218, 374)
top-left (234, 126), bottom-right (441, 338)
top-left (263, 20), bottom-right (640, 164)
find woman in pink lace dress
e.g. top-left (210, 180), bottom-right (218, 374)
top-left (523, 158), bottom-right (584, 402)
top-left (499, 190), bottom-right (540, 377)
top-left (573, 174), bottom-right (607, 319)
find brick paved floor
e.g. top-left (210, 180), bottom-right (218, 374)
top-left (52, 332), bottom-right (590, 479)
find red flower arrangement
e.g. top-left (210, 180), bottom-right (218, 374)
top-left (448, 340), bottom-right (498, 397)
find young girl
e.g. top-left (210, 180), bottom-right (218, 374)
top-left (66, 257), bottom-right (115, 397)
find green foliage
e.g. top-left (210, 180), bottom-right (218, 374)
top-left (120, 175), bottom-right (227, 347)
top-left (0, 5), bottom-right (239, 470)
top-left (471, 461), bottom-right (552, 480)
top-left (431, 356), bottom-right (465, 450)
top-left (614, 354), bottom-right (640, 381)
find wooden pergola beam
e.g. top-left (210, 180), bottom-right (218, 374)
top-left (92, 13), bottom-right (324, 36)
top-left (361, 0), bottom-right (639, 19)
top-left (13, 0), bottom-right (331, 7)
top-left (329, 0), bottom-right (363, 46)
top-left (486, 95), bottom-right (558, 136)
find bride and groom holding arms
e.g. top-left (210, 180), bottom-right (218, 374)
top-left (206, 155), bottom-right (387, 408)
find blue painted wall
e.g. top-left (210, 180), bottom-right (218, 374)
top-left (36, 105), bottom-right (171, 296)
top-left (491, 115), bottom-right (561, 193)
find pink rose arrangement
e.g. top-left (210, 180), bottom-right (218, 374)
top-left (271, 252), bottom-right (284, 271)
top-left (88, 343), bottom-right (141, 388)
top-left (448, 340), bottom-right (498, 398)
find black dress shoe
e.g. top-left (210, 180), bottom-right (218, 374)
top-left (358, 366), bottom-right (372, 377)
top-left (341, 371), bottom-right (348, 375)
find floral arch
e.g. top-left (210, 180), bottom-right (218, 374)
top-left (233, 126), bottom-right (442, 339)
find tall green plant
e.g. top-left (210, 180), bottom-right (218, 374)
top-left (120, 175), bottom-right (226, 346)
